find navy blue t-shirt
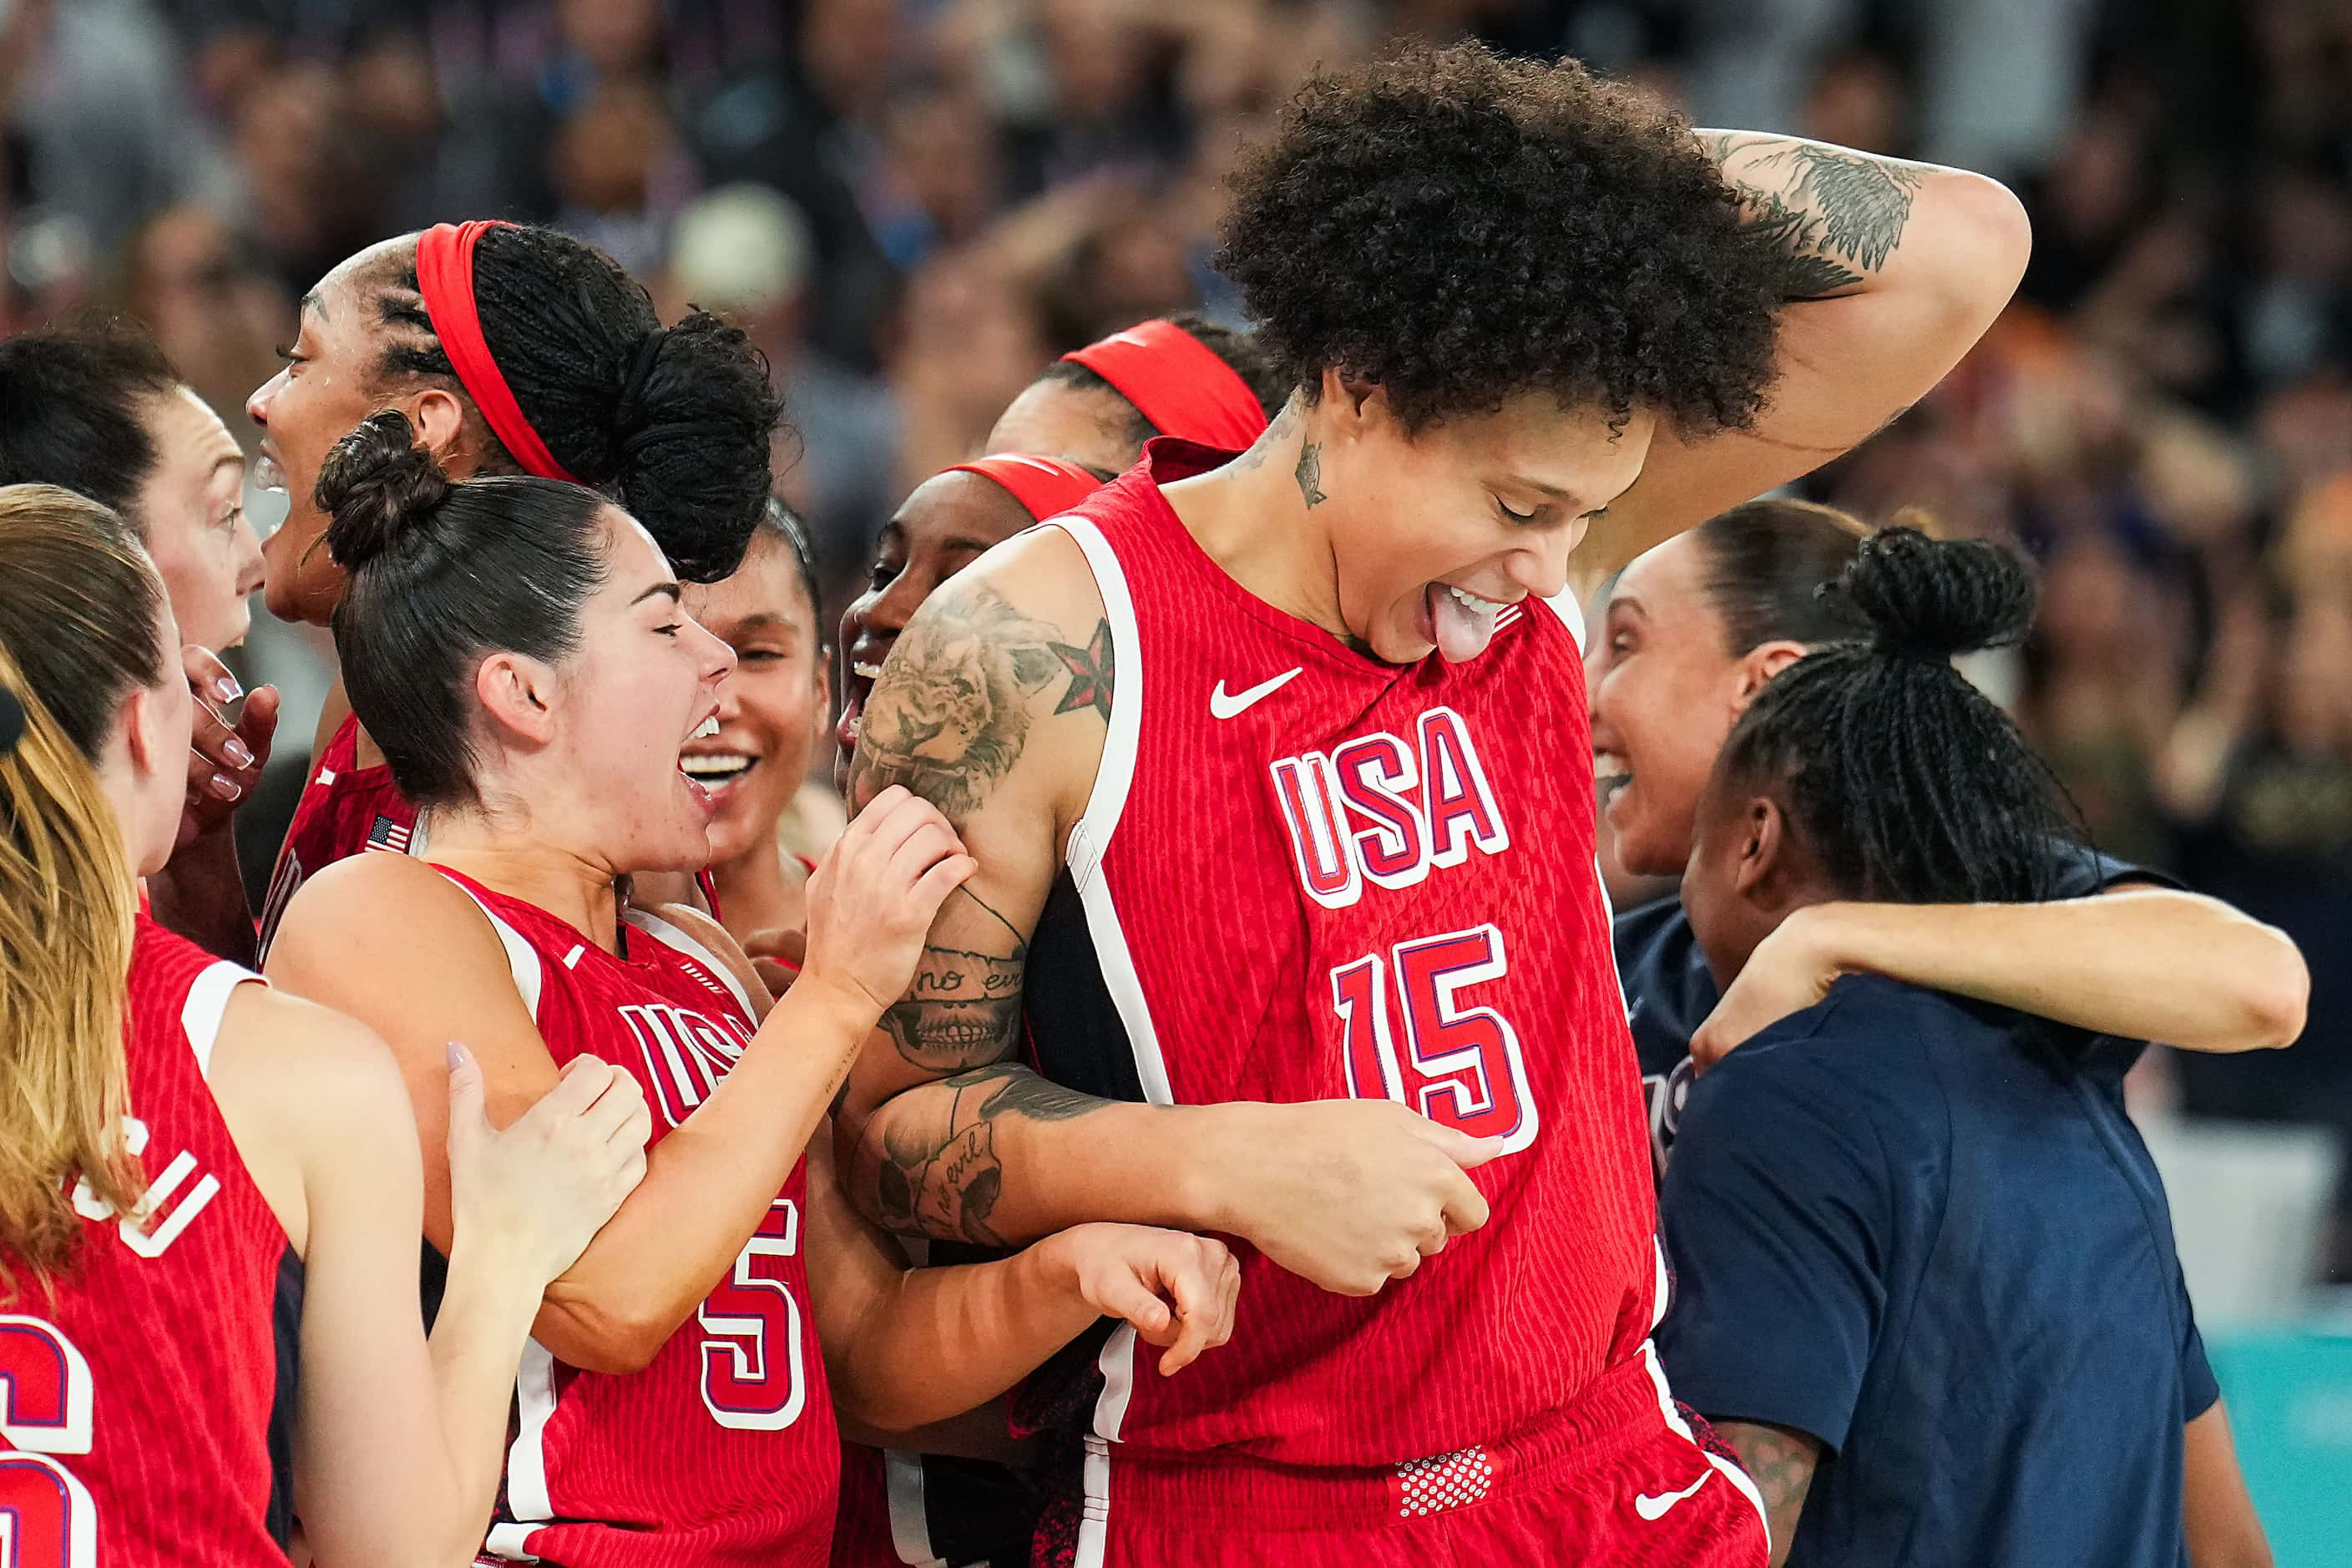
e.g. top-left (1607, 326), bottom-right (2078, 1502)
top-left (1657, 975), bottom-right (2201, 1568)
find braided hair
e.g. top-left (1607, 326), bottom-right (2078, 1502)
top-left (1717, 527), bottom-right (2078, 906)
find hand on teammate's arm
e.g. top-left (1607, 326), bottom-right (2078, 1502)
top-left (805, 1134), bottom-right (1238, 1433)
top-left (1712, 1420), bottom-right (1820, 1568)
top-left (1691, 891), bottom-right (2309, 1069)
top-left (143, 645), bottom-right (279, 963)
top-left (1574, 131), bottom-right (2031, 589)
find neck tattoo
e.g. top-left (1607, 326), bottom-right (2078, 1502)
top-left (1294, 441), bottom-right (1328, 508)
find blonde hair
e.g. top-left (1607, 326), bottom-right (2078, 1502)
top-left (0, 484), bottom-right (167, 1300)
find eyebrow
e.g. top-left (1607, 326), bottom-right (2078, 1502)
top-left (1516, 477), bottom-right (1586, 508)
top-left (299, 290), bottom-right (326, 321)
top-left (726, 611), bottom-right (799, 634)
top-left (632, 582), bottom-right (682, 606)
top-left (942, 537), bottom-right (998, 556)
top-left (209, 453), bottom-right (245, 483)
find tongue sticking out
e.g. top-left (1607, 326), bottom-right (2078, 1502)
top-left (1430, 584), bottom-right (1498, 664)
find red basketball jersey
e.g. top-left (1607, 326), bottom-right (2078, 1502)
top-left (432, 870), bottom-right (837, 1567)
top-left (1021, 443), bottom-right (1662, 1474)
top-left (256, 713), bottom-right (417, 961)
top-left (0, 916), bottom-right (286, 1566)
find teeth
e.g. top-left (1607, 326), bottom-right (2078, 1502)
top-left (851, 661), bottom-right (883, 680)
top-left (680, 754), bottom-right (755, 779)
top-left (691, 715), bottom-right (719, 740)
top-left (1448, 584), bottom-right (1508, 615)
top-left (252, 453), bottom-right (286, 496)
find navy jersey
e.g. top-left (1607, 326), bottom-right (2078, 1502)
top-left (1657, 975), bottom-right (2203, 1568)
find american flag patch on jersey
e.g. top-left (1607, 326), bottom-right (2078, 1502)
top-left (364, 814), bottom-right (412, 854)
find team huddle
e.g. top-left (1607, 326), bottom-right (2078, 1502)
top-left (0, 41), bottom-right (2300, 1568)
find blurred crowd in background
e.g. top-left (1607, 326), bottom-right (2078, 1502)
top-left (6, 0), bottom-right (2352, 1281)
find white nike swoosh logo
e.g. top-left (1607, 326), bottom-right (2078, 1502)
top-left (1634, 1470), bottom-right (1713, 1521)
top-left (1210, 668), bottom-right (1303, 720)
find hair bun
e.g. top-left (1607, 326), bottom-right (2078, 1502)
top-left (1834, 524), bottom-right (2038, 662)
top-left (317, 411), bottom-right (454, 571)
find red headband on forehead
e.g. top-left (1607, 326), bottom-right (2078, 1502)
top-left (945, 454), bottom-right (1105, 522)
top-left (412, 220), bottom-right (579, 483)
top-left (1063, 319), bottom-right (1267, 453)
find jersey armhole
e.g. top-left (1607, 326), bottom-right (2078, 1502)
top-left (1042, 515), bottom-right (1145, 891)
top-left (184, 961), bottom-right (265, 1079)
top-left (435, 878), bottom-right (545, 1023)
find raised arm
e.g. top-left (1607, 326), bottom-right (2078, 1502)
top-left (1570, 131), bottom-right (2031, 594)
top-left (265, 792), bottom-right (967, 1375)
top-left (1692, 888), bottom-right (2309, 1068)
top-left (834, 532), bottom-right (1500, 1296)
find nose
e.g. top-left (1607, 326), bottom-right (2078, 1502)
top-left (695, 618), bottom-right (737, 686)
top-left (1507, 528), bottom-right (1575, 603)
top-left (245, 370), bottom-right (281, 428)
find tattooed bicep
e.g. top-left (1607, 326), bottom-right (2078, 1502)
top-left (847, 570), bottom-right (1115, 823)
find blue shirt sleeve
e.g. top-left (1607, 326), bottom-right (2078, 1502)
top-left (2177, 1262), bottom-right (2220, 1421)
top-left (1656, 1036), bottom-right (1895, 1454)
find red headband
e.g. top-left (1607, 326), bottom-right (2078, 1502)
top-left (1063, 319), bottom-right (1267, 453)
top-left (412, 220), bottom-right (579, 483)
top-left (946, 454), bottom-right (1105, 522)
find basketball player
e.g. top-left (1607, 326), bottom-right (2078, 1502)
top-left (246, 219), bottom-right (782, 954)
top-left (0, 321), bottom-right (278, 960)
top-left (837, 43), bottom-right (2031, 1564)
top-left (1588, 501), bottom-right (2281, 1565)
top-left (263, 419), bottom-right (1239, 1566)
top-left (1659, 529), bottom-right (2221, 1566)
top-left (986, 315), bottom-right (1286, 475)
top-left (0, 483), bottom-right (646, 1565)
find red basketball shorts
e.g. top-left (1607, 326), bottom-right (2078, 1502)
top-left (1054, 1348), bottom-right (1769, 1568)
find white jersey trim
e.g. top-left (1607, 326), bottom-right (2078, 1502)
top-left (180, 960), bottom-right (260, 1079)
top-left (1540, 588), bottom-right (1589, 655)
top-left (624, 908), bottom-right (756, 1022)
top-left (440, 879), bottom-right (544, 1024)
top-left (490, 1337), bottom-right (562, 1550)
top-left (883, 1449), bottom-right (946, 1567)
top-left (1044, 513), bottom-right (1169, 1567)
top-left (1640, 1340), bottom-right (1772, 1552)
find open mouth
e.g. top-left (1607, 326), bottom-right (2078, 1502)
top-left (680, 752), bottom-right (758, 792)
top-left (1423, 582), bottom-right (1514, 663)
top-left (835, 659), bottom-right (884, 756)
top-left (253, 448), bottom-right (287, 496)
top-left (1594, 751), bottom-right (1632, 810)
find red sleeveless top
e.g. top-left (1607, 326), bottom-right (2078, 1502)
top-left (432, 870), bottom-right (837, 1567)
top-left (0, 917), bottom-right (286, 1565)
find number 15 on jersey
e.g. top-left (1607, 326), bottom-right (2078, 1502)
top-left (1331, 923), bottom-right (1539, 1154)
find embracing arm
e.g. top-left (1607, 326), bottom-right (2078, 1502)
top-left (1572, 131), bottom-right (2030, 591)
top-left (1693, 888), bottom-right (2308, 1068)
top-left (2185, 1400), bottom-right (2274, 1568)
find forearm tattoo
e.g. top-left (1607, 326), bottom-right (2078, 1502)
top-left (847, 577), bottom-right (1115, 822)
top-left (1701, 131), bottom-right (1925, 299)
top-left (862, 1064), bottom-right (1108, 1244)
top-left (1718, 1420), bottom-right (1820, 1537)
top-left (879, 888), bottom-right (1027, 1072)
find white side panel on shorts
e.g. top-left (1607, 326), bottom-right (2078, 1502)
top-left (883, 1449), bottom-right (948, 1568)
top-left (1640, 1339), bottom-right (1773, 1556)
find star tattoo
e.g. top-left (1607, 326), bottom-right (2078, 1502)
top-left (1048, 620), bottom-right (1115, 721)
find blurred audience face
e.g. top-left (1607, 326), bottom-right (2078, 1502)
top-left (683, 529), bottom-right (830, 864)
top-left (834, 471), bottom-right (1035, 787)
top-left (137, 387), bottom-right (267, 651)
top-left (1587, 534), bottom-right (1758, 879)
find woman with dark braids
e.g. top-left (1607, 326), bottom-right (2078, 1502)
top-left (244, 220), bottom-right (784, 954)
top-left (1658, 529), bottom-right (2251, 1567)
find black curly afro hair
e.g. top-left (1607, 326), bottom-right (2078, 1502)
top-left (1216, 41), bottom-right (1785, 438)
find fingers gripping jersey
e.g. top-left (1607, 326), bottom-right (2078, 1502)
top-left (0, 918), bottom-right (286, 1567)
top-left (432, 872), bottom-right (837, 1567)
top-left (1022, 443), bottom-right (1663, 1477)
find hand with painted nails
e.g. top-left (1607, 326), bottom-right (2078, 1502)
top-left (444, 1044), bottom-right (651, 1287)
top-left (175, 645), bottom-right (281, 853)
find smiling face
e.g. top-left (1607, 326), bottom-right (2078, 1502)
top-left (525, 508), bottom-right (740, 874)
top-left (134, 387), bottom-right (266, 652)
top-left (1586, 533), bottom-right (1755, 878)
top-left (835, 470), bottom-right (1037, 788)
top-left (1315, 387), bottom-right (1652, 665)
top-left (246, 238), bottom-right (427, 626)
top-left (680, 529), bottom-right (828, 865)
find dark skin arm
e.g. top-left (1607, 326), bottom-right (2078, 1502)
top-left (1715, 1419), bottom-right (1822, 1568)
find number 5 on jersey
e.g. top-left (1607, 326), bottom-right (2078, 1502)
top-left (1332, 923), bottom-right (1539, 1153)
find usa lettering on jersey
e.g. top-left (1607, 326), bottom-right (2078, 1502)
top-left (619, 1003), bottom-right (755, 1128)
top-left (1270, 706), bottom-right (1510, 908)
top-left (68, 1116), bottom-right (218, 1259)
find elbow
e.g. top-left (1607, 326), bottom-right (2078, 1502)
top-left (535, 1292), bottom-right (680, 1376)
top-left (1925, 170), bottom-right (2033, 323)
top-left (2236, 931), bottom-right (2309, 1051)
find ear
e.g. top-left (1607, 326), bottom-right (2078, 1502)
top-left (1731, 795), bottom-right (1788, 902)
top-left (1317, 368), bottom-right (1382, 433)
top-left (118, 685), bottom-right (164, 779)
top-left (1732, 640), bottom-right (1809, 714)
top-left (474, 651), bottom-right (559, 746)
top-left (408, 386), bottom-right (471, 464)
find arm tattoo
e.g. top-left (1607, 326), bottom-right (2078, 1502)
top-left (879, 888), bottom-right (1026, 1071)
top-left (1702, 130), bottom-right (1925, 299)
top-left (847, 581), bottom-right (1115, 821)
top-left (1717, 1419), bottom-right (1820, 1545)
top-left (865, 1063), bottom-right (1107, 1244)
top-left (1295, 441), bottom-right (1328, 508)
